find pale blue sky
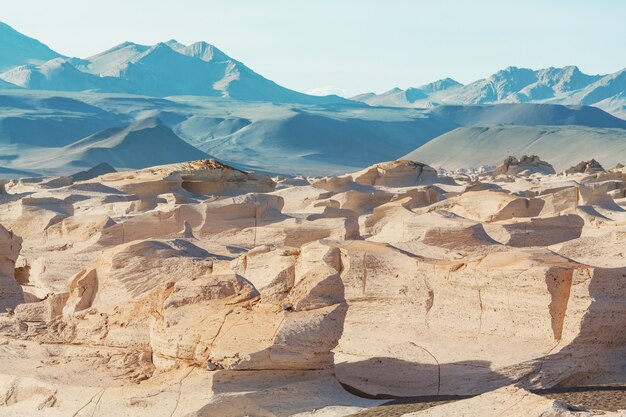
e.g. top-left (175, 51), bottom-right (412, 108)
top-left (3, 0), bottom-right (625, 96)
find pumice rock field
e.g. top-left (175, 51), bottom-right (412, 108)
top-left (1, 157), bottom-right (626, 416)
top-left (1, 6), bottom-right (626, 415)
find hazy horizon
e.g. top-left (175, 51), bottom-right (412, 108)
top-left (3, 0), bottom-right (625, 96)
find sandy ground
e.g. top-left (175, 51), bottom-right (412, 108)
top-left (349, 386), bottom-right (626, 416)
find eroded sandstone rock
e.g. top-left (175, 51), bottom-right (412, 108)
top-left (1, 157), bottom-right (626, 416)
top-left (0, 225), bottom-right (23, 311)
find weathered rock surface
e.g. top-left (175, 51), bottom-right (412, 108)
top-left (492, 155), bottom-right (557, 176)
top-left (1, 157), bottom-right (625, 416)
top-left (0, 225), bottom-right (22, 311)
top-left (565, 159), bottom-right (605, 175)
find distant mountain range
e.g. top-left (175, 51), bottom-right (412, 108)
top-left (353, 66), bottom-right (626, 118)
top-left (0, 21), bottom-right (624, 177)
top-left (1, 21), bottom-right (624, 117)
top-left (0, 22), bottom-right (348, 104)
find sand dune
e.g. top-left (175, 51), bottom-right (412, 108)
top-left (404, 125), bottom-right (626, 172)
top-left (17, 117), bottom-right (209, 173)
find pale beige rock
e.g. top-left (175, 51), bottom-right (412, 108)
top-left (400, 385), bottom-right (615, 417)
top-left (491, 155), bottom-right (556, 176)
top-left (313, 160), bottom-right (443, 192)
top-left (0, 225), bottom-right (23, 311)
top-left (96, 158), bottom-right (275, 198)
top-left (565, 159), bottom-right (605, 175)
top-left (1, 158), bottom-right (626, 416)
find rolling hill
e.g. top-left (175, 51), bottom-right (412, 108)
top-left (16, 117), bottom-right (209, 172)
top-left (403, 125), bottom-right (626, 172)
top-left (428, 103), bottom-right (626, 128)
top-left (1, 89), bottom-right (625, 177)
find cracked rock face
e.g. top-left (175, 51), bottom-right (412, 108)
top-left (1, 158), bottom-right (626, 416)
top-left (0, 224), bottom-right (22, 311)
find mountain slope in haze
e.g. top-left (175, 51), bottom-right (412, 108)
top-left (561, 69), bottom-right (626, 117)
top-left (0, 22), bottom-right (350, 105)
top-left (0, 79), bottom-right (18, 89)
top-left (0, 165), bottom-right (39, 179)
top-left (354, 66), bottom-right (626, 118)
top-left (2, 90), bottom-right (625, 178)
top-left (0, 90), bottom-right (456, 176)
top-left (455, 66), bottom-right (602, 103)
top-left (0, 93), bottom-right (127, 147)
top-left (403, 125), bottom-right (626, 172)
top-left (190, 108), bottom-right (457, 175)
top-left (61, 117), bottom-right (210, 169)
top-left (17, 117), bottom-right (209, 173)
top-left (429, 103), bottom-right (626, 129)
top-left (354, 78), bottom-right (462, 107)
top-left (0, 22), bottom-right (63, 72)
top-left (0, 58), bottom-right (117, 92)
top-left (571, 68), bottom-right (626, 105)
top-left (69, 162), bottom-right (117, 182)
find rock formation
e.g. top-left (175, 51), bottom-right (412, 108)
top-left (492, 155), bottom-right (557, 176)
top-left (1, 157), bottom-right (625, 416)
top-left (0, 225), bottom-right (22, 311)
top-left (565, 159), bottom-right (605, 175)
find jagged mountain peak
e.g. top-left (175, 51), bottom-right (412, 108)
top-left (164, 39), bottom-right (186, 50)
top-left (419, 77), bottom-right (463, 93)
top-left (182, 41), bottom-right (230, 62)
top-left (0, 21), bottom-right (353, 104)
top-left (353, 65), bottom-right (626, 116)
top-left (486, 67), bottom-right (537, 90)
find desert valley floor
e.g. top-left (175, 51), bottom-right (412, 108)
top-left (1, 156), bottom-right (626, 416)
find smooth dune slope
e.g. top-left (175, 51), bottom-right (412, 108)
top-left (16, 117), bottom-right (209, 173)
top-left (196, 109), bottom-right (457, 175)
top-left (404, 125), bottom-right (626, 171)
top-left (429, 103), bottom-right (626, 129)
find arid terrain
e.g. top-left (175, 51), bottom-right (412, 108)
top-left (1, 156), bottom-right (625, 416)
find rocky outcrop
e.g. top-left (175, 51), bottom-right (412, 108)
top-left (565, 159), bottom-right (605, 175)
top-left (0, 225), bottom-right (22, 311)
top-left (97, 158), bottom-right (276, 198)
top-left (314, 160), bottom-right (443, 192)
top-left (492, 155), bottom-right (556, 176)
top-left (1, 158), bottom-right (626, 416)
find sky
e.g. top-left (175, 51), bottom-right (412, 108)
top-left (2, 0), bottom-right (625, 97)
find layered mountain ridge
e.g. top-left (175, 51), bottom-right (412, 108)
top-left (354, 65), bottom-right (626, 118)
top-left (0, 21), bottom-right (624, 178)
top-left (0, 22), bottom-right (348, 104)
top-left (1, 21), bottom-right (624, 116)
